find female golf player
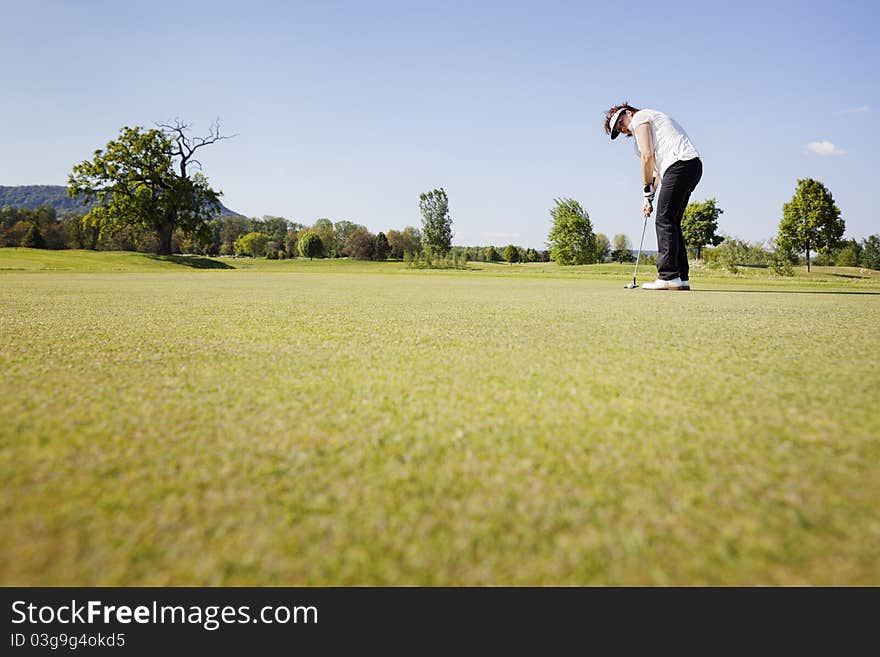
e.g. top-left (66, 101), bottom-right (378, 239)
top-left (604, 103), bottom-right (702, 290)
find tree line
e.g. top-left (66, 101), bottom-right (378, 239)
top-left (0, 127), bottom-right (545, 263)
top-left (2, 120), bottom-right (877, 272)
top-left (0, 204), bottom-right (557, 264)
top-left (545, 181), bottom-right (879, 273)
top-left (0, 125), bottom-right (550, 264)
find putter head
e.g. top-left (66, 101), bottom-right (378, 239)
top-left (624, 282), bottom-right (639, 289)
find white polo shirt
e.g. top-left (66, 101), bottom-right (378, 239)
top-left (629, 109), bottom-right (700, 180)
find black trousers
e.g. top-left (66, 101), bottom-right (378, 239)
top-left (655, 158), bottom-right (702, 281)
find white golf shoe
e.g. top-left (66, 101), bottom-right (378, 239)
top-left (641, 277), bottom-right (686, 290)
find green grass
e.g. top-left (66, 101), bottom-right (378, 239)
top-left (2, 248), bottom-right (879, 585)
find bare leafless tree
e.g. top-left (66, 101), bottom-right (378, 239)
top-left (156, 119), bottom-right (238, 179)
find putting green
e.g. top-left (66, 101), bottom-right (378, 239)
top-left (1, 256), bottom-right (879, 584)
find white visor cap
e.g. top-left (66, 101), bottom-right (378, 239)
top-left (609, 108), bottom-right (626, 140)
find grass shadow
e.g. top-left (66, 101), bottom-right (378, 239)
top-left (829, 273), bottom-right (872, 280)
top-left (148, 255), bottom-right (235, 270)
top-left (695, 288), bottom-right (880, 296)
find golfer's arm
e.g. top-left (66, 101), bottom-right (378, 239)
top-left (634, 123), bottom-right (656, 187)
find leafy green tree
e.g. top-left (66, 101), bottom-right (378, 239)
top-left (375, 232), bottom-right (391, 260)
top-left (861, 235), bottom-right (880, 270)
top-left (298, 230), bottom-right (323, 259)
top-left (0, 206), bottom-right (18, 231)
top-left (778, 178), bottom-right (844, 272)
top-left (524, 247), bottom-right (539, 262)
top-left (386, 229), bottom-right (405, 259)
top-left (387, 227), bottom-right (423, 259)
top-left (485, 245), bottom-right (499, 262)
top-left (401, 226), bottom-right (422, 255)
top-left (234, 231), bottom-right (268, 257)
top-left (32, 205), bottom-right (57, 226)
top-left (22, 223), bottom-right (46, 248)
top-left (198, 217), bottom-right (221, 255)
top-left (260, 216), bottom-right (289, 245)
top-left (0, 207), bottom-right (55, 247)
top-left (547, 198), bottom-right (596, 265)
top-left (266, 239), bottom-right (284, 259)
top-left (67, 122), bottom-right (230, 255)
top-left (344, 227), bottom-right (377, 260)
top-left (419, 188), bottom-right (453, 253)
top-left (334, 220), bottom-right (367, 256)
top-left (595, 233), bottom-right (610, 262)
top-left (284, 225), bottom-right (304, 258)
top-left (502, 244), bottom-right (520, 264)
top-left (611, 233), bottom-right (632, 263)
top-left (219, 216), bottom-right (251, 255)
top-left (682, 198), bottom-right (724, 259)
top-left (4, 221), bottom-right (30, 247)
top-left (312, 218), bottom-right (335, 257)
top-left (834, 239), bottom-right (861, 267)
top-left (179, 229), bottom-right (209, 255)
top-left (59, 210), bottom-right (99, 250)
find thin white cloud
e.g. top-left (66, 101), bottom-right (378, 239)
top-left (839, 105), bottom-right (870, 114)
top-left (805, 141), bottom-right (847, 156)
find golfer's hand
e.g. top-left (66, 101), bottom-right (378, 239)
top-left (643, 199), bottom-right (653, 218)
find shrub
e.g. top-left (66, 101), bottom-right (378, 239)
top-left (716, 238), bottom-right (743, 273)
top-left (713, 237), bottom-right (771, 273)
top-left (406, 245), bottom-right (468, 270)
top-left (771, 252), bottom-right (794, 276)
top-left (234, 232), bottom-right (268, 257)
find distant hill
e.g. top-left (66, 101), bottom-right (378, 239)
top-left (0, 185), bottom-right (244, 218)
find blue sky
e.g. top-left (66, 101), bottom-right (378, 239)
top-left (1, 0), bottom-right (877, 249)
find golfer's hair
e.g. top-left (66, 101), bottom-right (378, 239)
top-left (603, 102), bottom-right (641, 137)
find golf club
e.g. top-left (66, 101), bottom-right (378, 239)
top-left (624, 215), bottom-right (649, 288)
